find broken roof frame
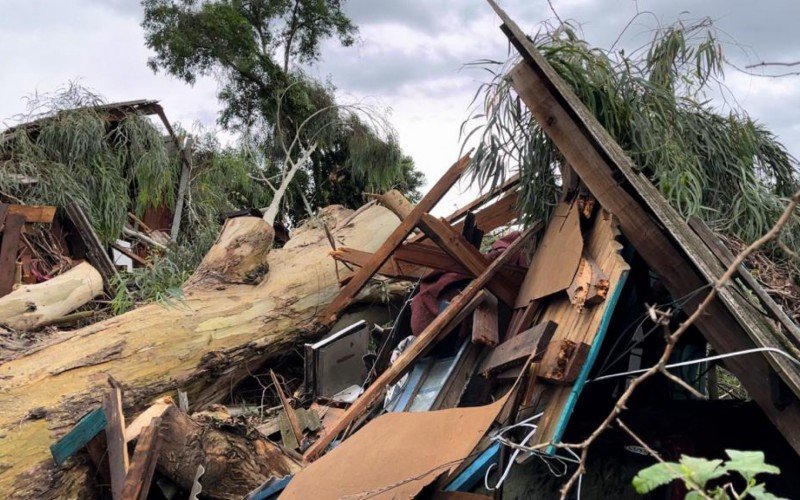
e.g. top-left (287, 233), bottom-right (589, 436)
top-left (487, 0), bottom-right (800, 456)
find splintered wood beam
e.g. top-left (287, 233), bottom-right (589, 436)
top-left (66, 203), bottom-right (119, 295)
top-left (5, 205), bottom-right (56, 224)
top-left (320, 153), bottom-right (471, 326)
top-left (489, 0), bottom-right (800, 454)
top-left (122, 418), bottom-right (162, 500)
top-left (472, 292), bottom-right (500, 347)
top-left (103, 386), bottom-right (129, 500)
top-left (304, 224), bottom-right (538, 461)
top-left (418, 213), bottom-right (517, 306)
top-left (332, 248), bottom-right (427, 283)
top-left (0, 213), bottom-right (24, 297)
top-left (479, 321), bottom-right (558, 375)
top-left (270, 370), bottom-right (304, 449)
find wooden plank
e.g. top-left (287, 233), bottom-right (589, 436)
top-left (479, 321), bottom-right (558, 375)
top-left (104, 386), bottom-right (129, 500)
top-left (304, 224), bottom-right (538, 460)
top-left (171, 137), bottom-right (193, 241)
top-left (409, 174), bottom-right (520, 244)
top-left (6, 205), bottom-right (56, 223)
top-left (50, 407), bottom-right (106, 465)
top-left (0, 213), bottom-right (24, 297)
top-left (689, 217), bottom-right (800, 349)
top-left (492, 6), bottom-right (800, 454)
top-left (472, 292), bottom-right (499, 347)
top-left (320, 154), bottom-right (471, 326)
top-left (125, 398), bottom-right (172, 443)
top-left (66, 203), bottom-right (118, 295)
top-left (418, 213), bottom-right (517, 305)
top-left (270, 370), bottom-right (304, 449)
top-left (122, 418), bottom-right (162, 500)
top-left (514, 200), bottom-right (582, 307)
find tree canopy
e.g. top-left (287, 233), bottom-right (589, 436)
top-left (465, 20), bottom-right (799, 251)
top-left (142, 0), bottom-right (423, 223)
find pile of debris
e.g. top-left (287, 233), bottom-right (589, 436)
top-left (3, 5), bottom-right (800, 500)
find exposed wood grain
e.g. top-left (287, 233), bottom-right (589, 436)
top-left (304, 225), bottom-right (538, 460)
top-left (66, 203), bottom-right (118, 295)
top-left (0, 213), bottom-right (24, 297)
top-left (6, 205), bottom-right (56, 223)
top-left (270, 370), bottom-right (304, 449)
top-left (479, 321), bottom-right (557, 375)
top-left (472, 292), bottom-right (499, 347)
top-left (122, 418), bottom-right (162, 500)
top-left (103, 386), bottom-right (129, 500)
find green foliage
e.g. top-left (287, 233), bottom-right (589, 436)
top-left (0, 86), bottom-right (178, 243)
top-left (464, 20), bottom-right (799, 251)
top-left (141, 0), bottom-right (423, 224)
top-left (632, 450), bottom-right (783, 499)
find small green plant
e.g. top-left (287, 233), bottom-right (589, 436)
top-left (632, 450), bottom-right (784, 499)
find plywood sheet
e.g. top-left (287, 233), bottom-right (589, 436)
top-left (282, 398), bottom-right (507, 499)
top-left (515, 201), bottom-right (582, 307)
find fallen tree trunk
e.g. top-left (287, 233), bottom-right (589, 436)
top-left (0, 262), bottom-right (103, 331)
top-left (157, 406), bottom-right (299, 499)
top-left (0, 205), bottom-right (402, 497)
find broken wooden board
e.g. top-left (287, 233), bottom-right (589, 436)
top-left (125, 397), bottom-right (173, 443)
top-left (50, 407), bottom-right (106, 466)
top-left (537, 339), bottom-right (591, 385)
top-left (6, 205), bottom-right (56, 224)
top-left (122, 418), bottom-right (161, 500)
top-left (514, 201), bottom-right (582, 308)
top-left (472, 293), bottom-right (499, 347)
top-left (284, 397), bottom-right (509, 499)
top-left (0, 213), bottom-right (24, 297)
top-left (479, 321), bottom-right (558, 375)
top-left (104, 386), bottom-right (129, 499)
top-left (65, 203), bottom-right (119, 295)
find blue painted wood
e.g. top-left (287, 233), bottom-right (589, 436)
top-left (50, 406), bottom-right (106, 465)
top-left (246, 475), bottom-right (292, 500)
top-left (444, 442), bottom-right (501, 491)
top-left (546, 269), bottom-right (630, 455)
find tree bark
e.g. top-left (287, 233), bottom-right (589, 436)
top-left (0, 204), bottom-right (402, 496)
top-left (0, 262), bottom-right (103, 331)
top-left (157, 406), bottom-right (299, 499)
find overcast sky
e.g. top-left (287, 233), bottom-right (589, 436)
top-left (1, 0), bottom-right (798, 214)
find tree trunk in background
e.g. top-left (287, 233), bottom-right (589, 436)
top-left (0, 204), bottom-right (403, 497)
top-left (0, 262), bottom-right (103, 331)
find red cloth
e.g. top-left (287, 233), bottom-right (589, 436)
top-left (409, 231), bottom-right (526, 335)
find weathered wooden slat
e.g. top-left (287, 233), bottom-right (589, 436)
top-left (479, 321), bottom-right (558, 375)
top-left (104, 386), bottom-right (129, 500)
top-left (0, 213), bottom-right (24, 297)
top-left (689, 217), bottom-right (800, 350)
top-left (6, 204), bottom-right (56, 223)
top-left (418, 213), bottom-right (517, 306)
top-left (50, 407), bottom-right (106, 465)
top-left (320, 154), bottom-right (471, 326)
top-left (122, 418), bottom-right (162, 500)
top-left (472, 292), bottom-right (499, 347)
top-left (66, 203), bottom-right (118, 295)
top-left (304, 225), bottom-right (537, 460)
top-left (270, 370), bottom-right (304, 449)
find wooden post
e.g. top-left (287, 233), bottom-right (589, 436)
top-left (103, 386), bottom-right (129, 500)
top-left (171, 137), bottom-right (193, 242)
top-left (0, 213), bottom-right (24, 297)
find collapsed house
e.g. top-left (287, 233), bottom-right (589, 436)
top-left (1, 3), bottom-right (800, 500)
